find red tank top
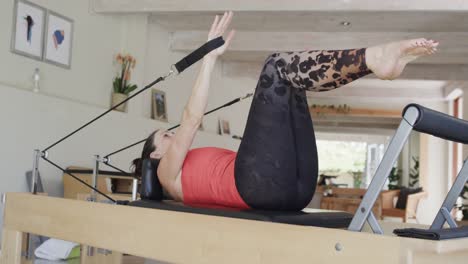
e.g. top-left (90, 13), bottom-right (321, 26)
top-left (181, 147), bottom-right (250, 209)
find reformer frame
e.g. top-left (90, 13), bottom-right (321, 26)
top-left (349, 104), bottom-right (468, 234)
top-left (2, 193), bottom-right (468, 264)
top-left (2, 104), bottom-right (468, 263)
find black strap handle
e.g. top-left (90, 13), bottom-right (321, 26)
top-left (403, 103), bottom-right (468, 144)
top-left (174, 36), bottom-right (225, 73)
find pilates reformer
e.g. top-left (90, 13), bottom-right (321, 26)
top-left (2, 37), bottom-right (468, 263)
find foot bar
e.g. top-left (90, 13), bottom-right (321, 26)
top-left (403, 103), bottom-right (468, 144)
top-left (350, 104), bottom-right (468, 233)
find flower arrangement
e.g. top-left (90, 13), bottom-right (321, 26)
top-left (113, 53), bottom-right (138, 95)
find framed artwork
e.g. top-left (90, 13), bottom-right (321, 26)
top-left (218, 118), bottom-right (231, 135)
top-left (43, 11), bottom-right (74, 68)
top-left (10, 0), bottom-right (46, 61)
top-left (152, 89), bottom-right (168, 122)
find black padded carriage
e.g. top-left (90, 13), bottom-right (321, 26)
top-left (129, 199), bottom-right (353, 228)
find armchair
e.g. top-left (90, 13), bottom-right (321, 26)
top-left (381, 189), bottom-right (427, 223)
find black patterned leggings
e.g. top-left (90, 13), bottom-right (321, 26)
top-left (234, 49), bottom-right (371, 211)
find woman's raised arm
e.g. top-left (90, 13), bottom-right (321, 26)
top-left (157, 12), bottom-right (235, 200)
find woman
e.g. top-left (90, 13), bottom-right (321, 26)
top-left (133, 12), bottom-right (438, 211)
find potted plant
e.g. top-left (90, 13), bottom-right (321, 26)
top-left (388, 166), bottom-right (402, 190)
top-left (350, 171), bottom-right (363, 189)
top-left (112, 53), bottom-right (138, 112)
top-left (409, 156), bottom-right (419, 187)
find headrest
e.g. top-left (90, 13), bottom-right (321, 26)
top-left (140, 158), bottom-right (163, 200)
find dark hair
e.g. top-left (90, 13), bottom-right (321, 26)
top-left (132, 130), bottom-right (159, 177)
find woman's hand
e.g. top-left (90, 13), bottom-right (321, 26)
top-left (206, 11), bottom-right (235, 59)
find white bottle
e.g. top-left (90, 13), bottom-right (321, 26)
top-left (33, 68), bottom-right (40, 93)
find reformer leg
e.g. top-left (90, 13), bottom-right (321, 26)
top-left (348, 106), bottom-right (420, 233)
top-left (430, 158), bottom-right (468, 229)
top-left (0, 228), bottom-right (23, 264)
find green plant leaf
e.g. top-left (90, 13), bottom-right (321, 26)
top-left (461, 184), bottom-right (468, 199)
top-left (123, 84), bottom-right (138, 95)
top-left (113, 78), bottom-right (122, 93)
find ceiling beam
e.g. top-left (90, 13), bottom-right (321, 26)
top-left (223, 61), bottom-right (468, 81)
top-left (92, 0), bottom-right (468, 13)
top-left (172, 31), bottom-right (468, 52)
top-left (309, 86), bottom-right (445, 101)
top-left (148, 12), bottom-right (468, 32)
top-left (171, 31), bottom-right (468, 64)
top-left (314, 126), bottom-right (396, 135)
top-left (307, 86), bottom-right (444, 101)
top-left (312, 114), bottom-right (401, 131)
top-left (399, 64), bottom-right (468, 81)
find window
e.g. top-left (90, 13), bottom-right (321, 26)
top-left (316, 140), bottom-right (368, 188)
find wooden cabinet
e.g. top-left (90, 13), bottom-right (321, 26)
top-left (63, 166), bottom-right (137, 200)
top-left (319, 187), bottom-right (382, 219)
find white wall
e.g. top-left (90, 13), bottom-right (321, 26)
top-left (415, 102), bottom-right (449, 224)
top-left (463, 87), bottom-right (468, 158)
top-left (144, 22), bottom-right (254, 137)
top-left (0, 84), bottom-right (241, 242)
top-left (0, 0), bottom-right (129, 108)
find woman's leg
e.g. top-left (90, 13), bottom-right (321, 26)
top-left (270, 48), bottom-right (371, 91)
top-left (272, 38), bottom-right (438, 90)
top-left (234, 39), bottom-right (437, 211)
top-left (235, 48), bottom-right (371, 210)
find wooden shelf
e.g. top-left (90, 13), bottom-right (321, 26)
top-left (310, 107), bottom-right (401, 118)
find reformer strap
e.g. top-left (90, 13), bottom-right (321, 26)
top-left (34, 36), bottom-right (233, 205)
top-left (43, 37), bottom-right (225, 153)
top-left (42, 156), bottom-right (117, 203)
top-left (103, 93), bottom-right (253, 159)
top-left (174, 36), bottom-right (225, 73)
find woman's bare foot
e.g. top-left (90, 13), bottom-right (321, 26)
top-left (366, 38), bottom-right (439, 80)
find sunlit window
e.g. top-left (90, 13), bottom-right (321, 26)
top-left (316, 139), bottom-right (385, 188)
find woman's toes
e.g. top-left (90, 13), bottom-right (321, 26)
top-left (413, 39), bottom-right (426, 47)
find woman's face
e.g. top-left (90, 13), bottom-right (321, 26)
top-left (150, 130), bottom-right (175, 159)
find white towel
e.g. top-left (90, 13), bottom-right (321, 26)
top-left (35, 238), bottom-right (79, 261)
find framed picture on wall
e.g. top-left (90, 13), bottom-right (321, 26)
top-left (10, 0), bottom-right (46, 61)
top-left (152, 89), bottom-right (168, 122)
top-left (218, 118), bottom-right (231, 135)
top-left (43, 11), bottom-right (74, 69)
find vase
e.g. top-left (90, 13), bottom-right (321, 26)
top-left (111, 93), bottom-right (128, 112)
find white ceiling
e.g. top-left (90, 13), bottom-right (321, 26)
top-left (92, 0), bottom-right (468, 103)
top-left (148, 11), bottom-right (468, 33)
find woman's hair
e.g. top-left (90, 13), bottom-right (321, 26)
top-left (132, 130), bottom-right (159, 177)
